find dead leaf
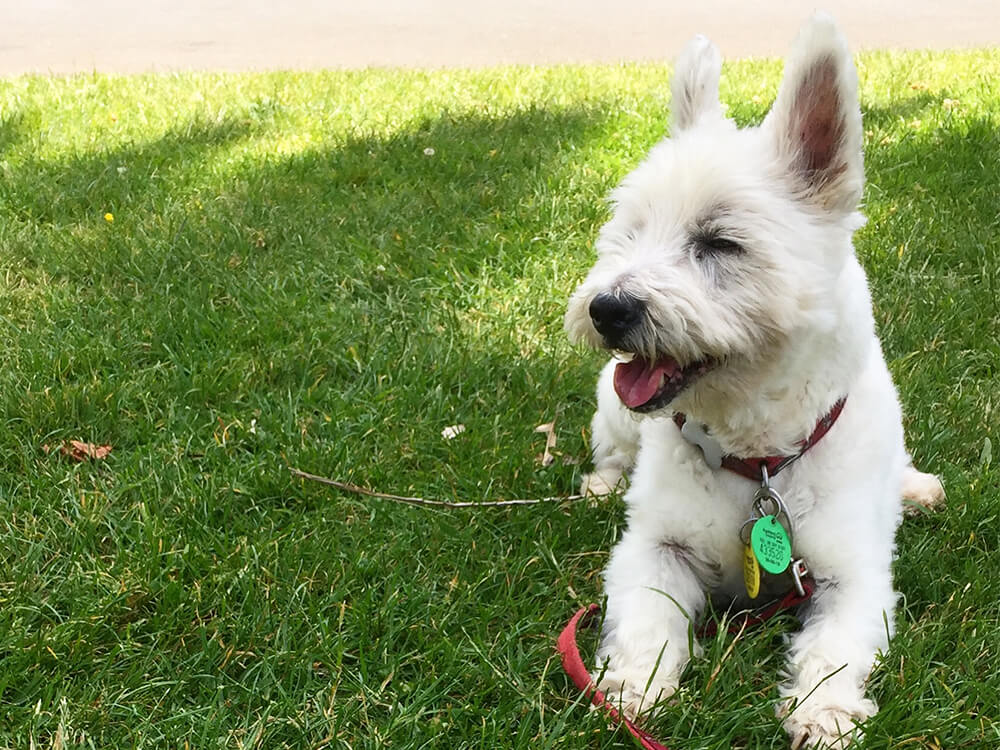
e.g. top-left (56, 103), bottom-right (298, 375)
top-left (45, 440), bottom-right (113, 462)
top-left (534, 420), bottom-right (557, 467)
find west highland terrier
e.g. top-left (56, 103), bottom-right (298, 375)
top-left (564, 14), bottom-right (944, 749)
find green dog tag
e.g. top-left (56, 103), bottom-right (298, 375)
top-left (750, 515), bottom-right (792, 574)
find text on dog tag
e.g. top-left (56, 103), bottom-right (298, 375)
top-left (750, 515), bottom-right (792, 574)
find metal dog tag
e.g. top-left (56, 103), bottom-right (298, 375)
top-left (680, 420), bottom-right (723, 470)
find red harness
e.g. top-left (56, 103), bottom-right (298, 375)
top-left (556, 400), bottom-right (845, 747)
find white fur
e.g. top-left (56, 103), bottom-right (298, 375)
top-left (580, 361), bottom-right (639, 496)
top-left (566, 15), bottom-right (942, 748)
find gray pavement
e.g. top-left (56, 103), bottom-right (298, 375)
top-left (2, 0), bottom-right (997, 75)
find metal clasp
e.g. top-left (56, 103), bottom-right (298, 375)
top-left (751, 465), bottom-right (794, 544)
top-left (790, 558), bottom-right (809, 597)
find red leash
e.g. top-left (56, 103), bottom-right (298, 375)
top-left (556, 579), bottom-right (815, 749)
top-left (557, 604), bottom-right (671, 750)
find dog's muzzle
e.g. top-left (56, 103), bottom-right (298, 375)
top-left (588, 292), bottom-right (644, 349)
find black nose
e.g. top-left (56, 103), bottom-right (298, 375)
top-left (589, 292), bottom-right (643, 346)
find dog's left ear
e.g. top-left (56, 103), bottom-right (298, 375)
top-left (765, 14), bottom-right (864, 214)
top-left (670, 35), bottom-right (724, 132)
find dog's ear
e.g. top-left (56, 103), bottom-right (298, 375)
top-left (670, 35), bottom-right (724, 132)
top-left (765, 14), bottom-right (864, 213)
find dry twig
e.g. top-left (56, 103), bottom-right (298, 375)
top-left (289, 467), bottom-right (586, 508)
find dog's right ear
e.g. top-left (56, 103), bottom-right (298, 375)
top-left (764, 14), bottom-right (864, 214)
top-left (670, 35), bottom-right (724, 132)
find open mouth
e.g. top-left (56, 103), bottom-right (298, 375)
top-left (613, 353), bottom-right (714, 412)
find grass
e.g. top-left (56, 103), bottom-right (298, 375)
top-left (0, 49), bottom-right (996, 749)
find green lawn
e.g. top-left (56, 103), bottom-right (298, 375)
top-left (0, 51), bottom-right (997, 748)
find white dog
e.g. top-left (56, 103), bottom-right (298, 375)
top-left (565, 15), bottom-right (943, 749)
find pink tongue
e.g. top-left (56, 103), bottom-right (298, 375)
top-left (613, 356), bottom-right (680, 408)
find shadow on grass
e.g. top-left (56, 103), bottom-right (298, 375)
top-left (211, 102), bottom-right (617, 284)
top-left (863, 111), bottom-right (1000, 472)
top-left (860, 91), bottom-right (938, 129)
top-left (1, 113), bottom-right (261, 226)
top-left (0, 98), bottom-right (616, 281)
top-left (0, 109), bottom-right (36, 155)
top-left (3, 91), bottom-right (995, 475)
top-left (0, 99), bottom-right (627, 496)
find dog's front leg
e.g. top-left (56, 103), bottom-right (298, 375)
top-left (778, 572), bottom-right (895, 749)
top-left (594, 528), bottom-right (706, 718)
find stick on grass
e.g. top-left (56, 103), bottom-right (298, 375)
top-left (289, 467), bottom-right (587, 508)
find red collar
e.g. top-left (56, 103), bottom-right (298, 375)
top-left (673, 398), bottom-right (847, 482)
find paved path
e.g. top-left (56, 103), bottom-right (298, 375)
top-left (2, 0), bottom-right (997, 74)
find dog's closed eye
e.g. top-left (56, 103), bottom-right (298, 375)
top-left (693, 233), bottom-right (743, 256)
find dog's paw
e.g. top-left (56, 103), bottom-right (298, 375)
top-left (580, 467), bottom-right (626, 497)
top-left (592, 667), bottom-right (675, 719)
top-left (779, 697), bottom-right (874, 749)
top-left (901, 466), bottom-right (945, 515)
